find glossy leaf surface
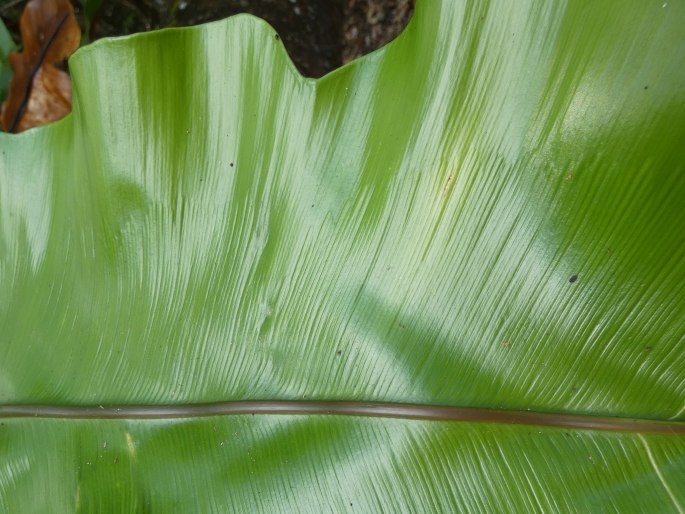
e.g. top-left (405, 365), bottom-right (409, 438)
top-left (1, 0), bottom-right (684, 511)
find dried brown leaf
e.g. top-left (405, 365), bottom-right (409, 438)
top-left (1, 0), bottom-right (80, 132)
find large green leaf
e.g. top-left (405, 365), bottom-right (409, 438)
top-left (1, 0), bottom-right (684, 511)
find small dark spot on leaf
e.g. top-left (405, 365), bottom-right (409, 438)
top-left (644, 346), bottom-right (652, 353)
top-left (336, 350), bottom-right (342, 356)
top-left (230, 162), bottom-right (234, 167)
top-left (275, 34), bottom-right (280, 40)
top-left (571, 387), bottom-right (579, 394)
top-left (644, 85), bottom-right (649, 90)
top-left (569, 275), bottom-right (578, 283)
top-left (113, 457), bottom-right (119, 464)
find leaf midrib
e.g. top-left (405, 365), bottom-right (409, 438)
top-left (1, 400), bottom-right (683, 434)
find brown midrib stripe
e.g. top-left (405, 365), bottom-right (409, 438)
top-left (7, 13), bottom-right (70, 133)
top-left (0, 401), bottom-right (683, 434)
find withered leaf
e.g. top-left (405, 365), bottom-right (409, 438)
top-left (1, 0), bottom-right (80, 133)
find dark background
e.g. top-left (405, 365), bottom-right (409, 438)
top-left (0, 0), bottom-right (414, 77)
